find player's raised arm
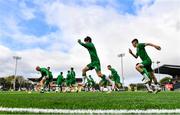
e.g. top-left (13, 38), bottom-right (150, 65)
top-left (129, 48), bottom-right (138, 59)
top-left (78, 36), bottom-right (94, 48)
top-left (145, 43), bottom-right (161, 50)
top-left (78, 39), bottom-right (87, 47)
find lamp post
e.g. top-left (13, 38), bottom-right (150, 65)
top-left (13, 56), bottom-right (21, 91)
top-left (156, 61), bottom-right (160, 81)
top-left (117, 53), bottom-right (125, 87)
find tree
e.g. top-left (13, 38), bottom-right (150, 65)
top-left (160, 77), bottom-right (172, 85)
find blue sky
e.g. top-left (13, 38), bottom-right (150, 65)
top-left (0, 0), bottom-right (155, 51)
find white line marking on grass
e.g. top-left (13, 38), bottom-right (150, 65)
top-left (0, 107), bottom-right (180, 113)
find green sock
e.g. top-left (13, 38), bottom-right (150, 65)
top-left (142, 68), bottom-right (150, 79)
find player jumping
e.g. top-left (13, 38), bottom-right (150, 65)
top-left (78, 36), bottom-right (115, 92)
top-left (129, 38), bottom-right (161, 93)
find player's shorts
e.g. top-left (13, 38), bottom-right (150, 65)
top-left (66, 80), bottom-right (72, 86)
top-left (114, 76), bottom-right (121, 84)
top-left (87, 61), bottom-right (101, 72)
top-left (71, 79), bottom-right (76, 85)
top-left (45, 77), bottom-right (53, 85)
top-left (141, 60), bottom-right (153, 72)
top-left (99, 79), bottom-right (109, 86)
top-left (57, 81), bottom-right (63, 86)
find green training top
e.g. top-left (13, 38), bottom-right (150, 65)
top-left (48, 71), bottom-right (53, 79)
top-left (136, 43), bottom-right (151, 61)
top-left (40, 68), bottom-right (49, 77)
top-left (79, 41), bottom-right (100, 62)
top-left (66, 72), bottom-right (72, 80)
top-left (110, 68), bottom-right (120, 79)
top-left (71, 70), bottom-right (76, 79)
top-left (57, 74), bottom-right (63, 82)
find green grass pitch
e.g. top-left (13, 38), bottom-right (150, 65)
top-left (0, 91), bottom-right (180, 110)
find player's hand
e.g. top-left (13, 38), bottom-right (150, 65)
top-left (78, 39), bottom-right (81, 43)
top-left (155, 45), bottom-right (161, 50)
top-left (129, 48), bottom-right (132, 54)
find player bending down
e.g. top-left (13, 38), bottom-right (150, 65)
top-left (107, 65), bottom-right (122, 91)
top-left (78, 36), bottom-right (115, 92)
top-left (35, 66), bottom-right (50, 93)
top-left (129, 38), bottom-right (161, 93)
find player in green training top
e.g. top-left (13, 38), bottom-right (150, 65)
top-left (70, 67), bottom-right (76, 85)
top-left (107, 65), bottom-right (122, 90)
top-left (65, 70), bottom-right (73, 92)
top-left (85, 75), bottom-right (96, 91)
top-left (129, 38), bottom-right (161, 93)
top-left (56, 72), bottom-right (64, 92)
top-left (70, 67), bottom-right (78, 92)
top-left (78, 36), bottom-right (115, 91)
top-left (35, 66), bottom-right (49, 93)
top-left (47, 67), bottom-right (53, 92)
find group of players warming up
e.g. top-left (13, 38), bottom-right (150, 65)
top-left (35, 36), bottom-right (161, 94)
top-left (35, 66), bottom-right (78, 93)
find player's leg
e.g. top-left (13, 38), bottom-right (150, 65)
top-left (82, 66), bottom-right (90, 84)
top-left (45, 80), bottom-right (51, 92)
top-left (136, 62), bottom-right (153, 92)
top-left (96, 70), bottom-right (115, 91)
top-left (136, 63), bottom-right (150, 83)
top-left (149, 72), bottom-right (161, 93)
top-left (82, 66), bottom-right (90, 77)
top-left (40, 77), bottom-right (46, 93)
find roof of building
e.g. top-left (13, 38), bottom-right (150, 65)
top-left (154, 64), bottom-right (180, 76)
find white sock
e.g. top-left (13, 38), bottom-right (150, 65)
top-left (142, 73), bottom-right (150, 80)
top-left (145, 84), bottom-right (152, 91)
top-left (105, 76), bottom-right (113, 84)
top-left (107, 86), bottom-right (111, 91)
top-left (100, 87), bottom-right (104, 92)
top-left (105, 76), bottom-right (115, 89)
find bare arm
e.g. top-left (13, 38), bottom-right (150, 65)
top-left (129, 48), bottom-right (138, 59)
top-left (145, 43), bottom-right (161, 50)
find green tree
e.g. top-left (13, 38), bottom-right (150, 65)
top-left (160, 77), bottom-right (172, 84)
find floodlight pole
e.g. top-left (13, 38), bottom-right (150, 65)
top-left (13, 56), bottom-right (21, 91)
top-left (118, 53), bottom-right (125, 87)
top-left (156, 61), bottom-right (160, 81)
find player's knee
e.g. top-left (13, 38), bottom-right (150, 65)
top-left (135, 63), bottom-right (141, 70)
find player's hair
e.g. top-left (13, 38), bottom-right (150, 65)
top-left (60, 72), bottom-right (63, 74)
top-left (84, 36), bottom-right (92, 42)
top-left (71, 67), bottom-right (74, 70)
top-left (36, 66), bottom-right (40, 71)
top-left (107, 65), bottom-right (111, 68)
top-left (131, 38), bottom-right (138, 43)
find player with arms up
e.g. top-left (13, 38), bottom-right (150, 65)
top-left (129, 38), bottom-right (161, 93)
top-left (78, 36), bottom-right (115, 92)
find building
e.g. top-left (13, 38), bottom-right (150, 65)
top-left (154, 64), bottom-right (180, 90)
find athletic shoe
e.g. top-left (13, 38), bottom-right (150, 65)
top-left (147, 89), bottom-right (153, 93)
top-left (154, 87), bottom-right (161, 94)
top-left (40, 90), bottom-right (44, 93)
top-left (106, 90), bottom-right (112, 94)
